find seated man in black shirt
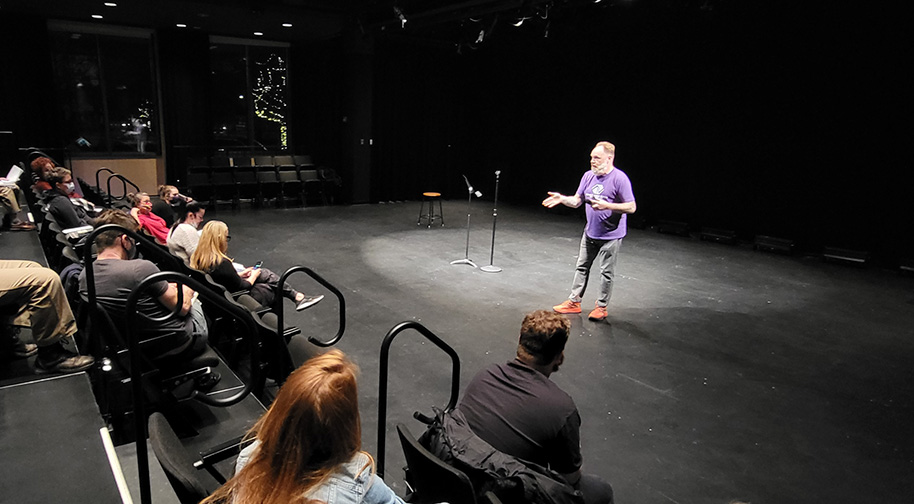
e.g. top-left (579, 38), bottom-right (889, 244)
top-left (78, 209), bottom-right (216, 387)
top-left (459, 310), bottom-right (614, 504)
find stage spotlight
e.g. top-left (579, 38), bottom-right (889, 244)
top-left (394, 6), bottom-right (407, 28)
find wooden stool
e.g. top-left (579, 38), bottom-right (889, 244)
top-left (417, 192), bottom-right (444, 228)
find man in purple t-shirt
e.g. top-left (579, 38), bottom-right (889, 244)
top-left (543, 141), bottom-right (636, 321)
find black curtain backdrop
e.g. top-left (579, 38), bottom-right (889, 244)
top-left (289, 41), bottom-right (345, 176)
top-left (371, 37), bottom-right (465, 203)
top-left (157, 29), bottom-right (212, 186)
top-left (0, 14), bottom-right (61, 151)
top-left (367, 2), bottom-right (909, 263)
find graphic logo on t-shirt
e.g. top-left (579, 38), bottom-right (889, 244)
top-left (592, 184), bottom-right (605, 195)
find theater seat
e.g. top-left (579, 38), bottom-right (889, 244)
top-left (148, 412), bottom-right (221, 504)
top-left (397, 423), bottom-right (477, 504)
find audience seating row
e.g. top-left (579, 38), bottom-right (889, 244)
top-left (185, 154), bottom-right (341, 208)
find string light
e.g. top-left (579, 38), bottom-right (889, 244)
top-left (252, 53), bottom-right (289, 147)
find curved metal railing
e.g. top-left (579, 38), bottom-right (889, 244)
top-left (376, 321), bottom-right (461, 477)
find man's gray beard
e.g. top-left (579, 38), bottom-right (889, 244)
top-left (591, 162), bottom-right (611, 175)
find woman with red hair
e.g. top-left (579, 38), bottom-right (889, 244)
top-left (201, 350), bottom-right (405, 504)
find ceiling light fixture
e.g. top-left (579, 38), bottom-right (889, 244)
top-left (91, 14), bottom-right (103, 19)
top-left (176, 23), bottom-right (187, 28)
top-left (253, 32), bottom-right (263, 36)
top-left (282, 23), bottom-right (292, 28)
top-left (393, 6), bottom-right (407, 28)
top-left (104, 2), bottom-right (117, 6)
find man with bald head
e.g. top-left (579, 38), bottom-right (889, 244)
top-left (543, 141), bottom-right (636, 322)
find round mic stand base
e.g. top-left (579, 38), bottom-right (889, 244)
top-left (451, 258), bottom-right (478, 268)
top-left (480, 264), bottom-right (502, 273)
top-left (452, 177), bottom-right (480, 268)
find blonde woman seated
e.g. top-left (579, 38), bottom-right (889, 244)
top-left (129, 192), bottom-right (169, 245)
top-left (190, 220), bottom-right (323, 311)
top-left (201, 350), bottom-right (405, 504)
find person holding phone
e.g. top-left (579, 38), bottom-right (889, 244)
top-left (191, 220), bottom-right (323, 311)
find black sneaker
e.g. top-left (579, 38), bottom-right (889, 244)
top-left (296, 294), bottom-right (325, 311)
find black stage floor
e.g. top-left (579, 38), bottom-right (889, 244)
top-left (208, 200), bottom-right (914, 504)
top-left (5, 199), bottom-right (913, 503)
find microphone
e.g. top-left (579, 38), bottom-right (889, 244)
top-left (462, 174), bottom-right (472, 189)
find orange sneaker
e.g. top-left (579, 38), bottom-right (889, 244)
top-left (588, 304), bottom-right (608, 321)
top-left (553, 300), bottom-right (581, 314)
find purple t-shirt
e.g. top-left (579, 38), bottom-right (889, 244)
top-left (575, 167), bottom-right (635, 240)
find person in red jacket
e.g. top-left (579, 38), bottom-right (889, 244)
top-left (129, 192), bottom-right (169, 245)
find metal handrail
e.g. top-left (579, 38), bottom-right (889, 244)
top-left (94, 167), bottom-right (115, 194)
top-left (376, 321), bottom-right (461, 477)
top-left (274, 266), bottom-right (346, 347)
top-left (106, 172), bottom-right (140, 204)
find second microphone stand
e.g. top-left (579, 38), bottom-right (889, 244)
top-left (481, 170), bottom-right (502, 273)
top-left (451, 175), bottom-right (480, 268)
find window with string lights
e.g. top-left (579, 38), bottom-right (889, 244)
top-left (210, 37), bottom-right (290, 152)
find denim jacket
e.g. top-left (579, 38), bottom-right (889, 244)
top-left (236, 442), bottom-right (405, 504)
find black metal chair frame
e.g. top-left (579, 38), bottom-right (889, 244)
top-left (82, 224), bottom-right (265, 504)
top-left (397, 422), bottom-right (479, 504)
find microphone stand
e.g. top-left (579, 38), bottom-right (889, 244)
top-left (481, 170), bottom-right (503, 273)
top-left (451, 175), bottom-right (480, 268)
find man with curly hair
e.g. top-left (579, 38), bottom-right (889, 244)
top-left (459, 310), bottom-right (614, 504)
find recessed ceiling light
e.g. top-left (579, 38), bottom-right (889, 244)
top-left (176, 23), bottom-right (187, 28)
top-left (253, 31), bottom-right (263, 36)
top-left (104, 2), bottom-right (117, 7)
top-left (91, 14), bottom-right (103, 19)
top-left (282, 23), bottom-right (293, 28)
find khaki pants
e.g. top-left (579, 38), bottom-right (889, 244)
top-left (0, 186), bottom-right (21, 213)
top-left (0, 260), bottom-right (76, 346)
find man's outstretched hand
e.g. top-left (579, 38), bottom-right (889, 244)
top-left (542, 192), bottom-right (564, 208)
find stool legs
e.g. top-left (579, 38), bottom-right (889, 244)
top-left (417, 196), bottom-right (444, 228)
top-left (437, 198), bottom-right (444, 227)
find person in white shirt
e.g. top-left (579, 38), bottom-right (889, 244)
top-left (167, 201), bottom-right (205, 266)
